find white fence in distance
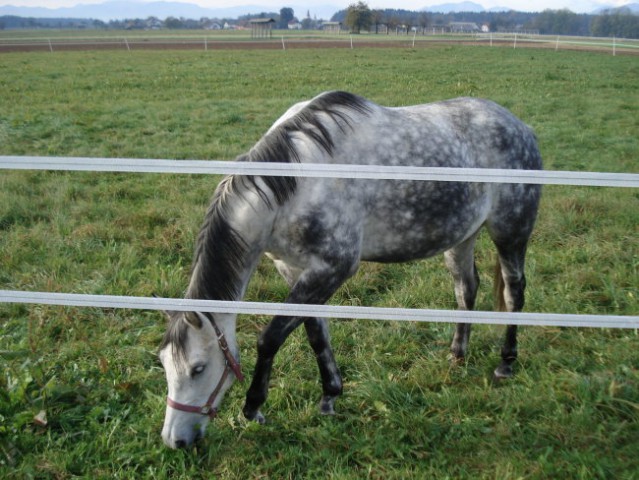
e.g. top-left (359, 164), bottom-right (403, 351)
top-left (1, 33), bottom-right (638, 55)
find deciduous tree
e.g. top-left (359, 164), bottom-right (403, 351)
top-left (345, 1), bottom-right (372, 34)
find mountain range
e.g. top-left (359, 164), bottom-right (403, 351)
top-left (1, 1), bottom-right (637, 21)
top-left (425, 1), bottom-right (639, 13)
top-left (0, 1), bottom-right (341, 21)
top-left (425, 2), bottom-right (511, 12)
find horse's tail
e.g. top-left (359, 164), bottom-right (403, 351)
top-left (494, 258), bottom-right (507, 312)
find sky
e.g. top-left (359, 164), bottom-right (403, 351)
top-left (1, 0), bottom-right (633, 14)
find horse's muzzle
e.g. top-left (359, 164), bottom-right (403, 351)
top-left (162, 426), bottom-right (204, 449)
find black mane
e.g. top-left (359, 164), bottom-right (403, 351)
top-left (238, 91), bottom-right (371, 205)
top-left (187, 91), bottom-right (372, 303)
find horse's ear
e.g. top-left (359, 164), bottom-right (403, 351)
top-left (162, 310), bottom-right (177, 322)
top-left (195, 311), bottom-right (212, 327)
top-left (152, 293), bottom-right (177, 322)
top-left (184, 312), bottom-right (204, 329)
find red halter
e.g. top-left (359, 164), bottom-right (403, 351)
top-left (166, 317), bottom-right (244, 419)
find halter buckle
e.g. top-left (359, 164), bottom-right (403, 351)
top-left (200, 405), bottom-right (216, 417)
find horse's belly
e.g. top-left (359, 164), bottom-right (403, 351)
top-left (360, 223), bottom-right (469, 262)
top-left (359, 181), bottom-right (491, 262)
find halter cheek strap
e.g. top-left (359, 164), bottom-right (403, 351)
top-left (209, 317), bottom-right (245, 383)
top-left (166, 315), bottom-right (244, 418)
top-left (167, 366), bottom-right (230, 418)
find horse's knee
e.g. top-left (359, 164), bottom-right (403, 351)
top-left (505, 275), bottom-right (526, 311)
top-left (257, 317), bottom-right (302, 357)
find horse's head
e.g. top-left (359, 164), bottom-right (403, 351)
top-left (159, 311), bottom-right (243, 449)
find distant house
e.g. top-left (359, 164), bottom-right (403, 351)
top-left (449, 22), bottom-right (480, 33)
top-left (322, 21), bottom-right (342, 34)
top-left (288, 21), bottom-right (302, 30)
top-left (249, 18), bottom-right (275, 38)
top-left (144, 17), bottom-right (163, 30)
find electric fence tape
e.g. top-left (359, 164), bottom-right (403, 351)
top-left (1, 156), bottom-right (637, 328)
top-left (1, 291), bottom-right (637, 329)
top-left (1, 156), bottom-right (638, 187)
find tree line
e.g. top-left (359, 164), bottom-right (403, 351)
top-left (1, 3), bottom-right (638, 38)
top-left (338, 2), bottom-right (639, 38)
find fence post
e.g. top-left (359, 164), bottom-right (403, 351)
top-left (281, 36), bottom-right (286, 50)
top-left (513, 33), bottom-right (517, 49)
top-left (613, 36), bottom-right (616, 56)
top-left (48, 39), bottom-right (53, 53)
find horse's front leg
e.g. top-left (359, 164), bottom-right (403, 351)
top-left (243, 315), bottom-right (304, 423)
top-left (242, 316), bottom-right (343, 422)
top-left (243, 263), bottom-right (354, 423)
top-left (304, 317), bottom-right (342, 415)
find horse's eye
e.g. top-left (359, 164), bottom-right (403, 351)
top-left (191, 365), bottom-right (206, 377)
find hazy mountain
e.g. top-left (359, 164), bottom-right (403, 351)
top-left (422, 1), bottom-right (639, 14)
top-left (0, 1), bottom-right (340, 21)
top-left (424, 2), bottom-right (486, 13)
top-left (592, 2), bottom-right (639, 13)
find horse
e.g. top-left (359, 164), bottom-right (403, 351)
top-left (158, 91), bottom-right (542, 449)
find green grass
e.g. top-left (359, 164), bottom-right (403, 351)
top-left (0, 45), bottom-right (637, 478)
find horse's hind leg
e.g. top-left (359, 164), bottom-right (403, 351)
top-left (444, 233), bottom-right (480, 361)
top-left (492, 241), bottom-right (529, 380)
top-left (487, 180), bottom-right (540, 379)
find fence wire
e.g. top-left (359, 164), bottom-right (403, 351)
top-left (1, 156), bottom-right (638, 187)
top-left (1, 155), bottom-right (637, 328)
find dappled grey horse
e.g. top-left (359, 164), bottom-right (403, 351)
top-left (159, 91), bottom-right (542, 448)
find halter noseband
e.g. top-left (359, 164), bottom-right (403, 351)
top-left (166, 315), bottom-right (245, 419)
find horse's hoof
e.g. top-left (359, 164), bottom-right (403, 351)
top-left (253, 411), bottom-right (266, 424)
top-left (493, 364), bottom-right (513, 382)
top-left (319, 396), bottom-right (337, 416)
top-left (243, 406), bottom-right (266, 424)
top-left (448, 353), bottom-right (466, 366)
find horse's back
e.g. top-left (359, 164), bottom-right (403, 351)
top-left (262, 93), bottom-right (541, 266)
top-left (344, 96), bottom-right (541, 171)
top-left (263, 91), bottom-right (541, 171)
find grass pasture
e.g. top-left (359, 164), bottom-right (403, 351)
top-left (0, 45), bottom-right (638, 478)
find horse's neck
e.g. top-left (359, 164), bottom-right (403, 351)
top-left (186, 182), bottom-right (276, 304)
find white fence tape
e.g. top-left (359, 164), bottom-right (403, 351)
top-left (1, 156), bottom-right (638, 187)
top-left (1, 290), bottom-right (637, 329)
top-left (1, 155), bottom-right (637, 328)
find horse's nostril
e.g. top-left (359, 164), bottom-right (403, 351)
top-left (175, 439), bottom-right (188, 449)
